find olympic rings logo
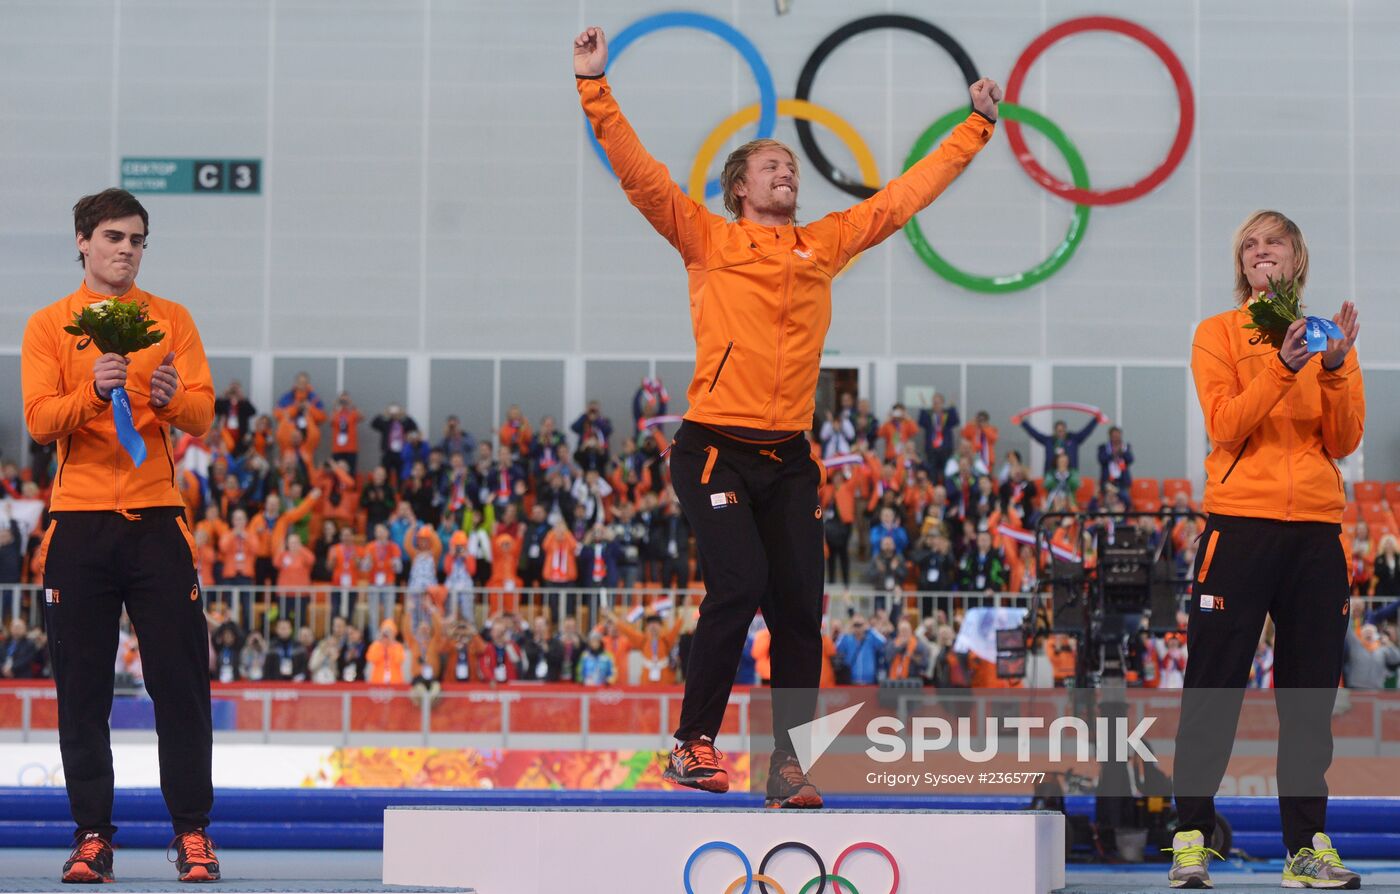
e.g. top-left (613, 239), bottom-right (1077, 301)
top-left (684, 840), bottom-right (899, 894)
top-left (585, 11), bottom-right (1194, 294)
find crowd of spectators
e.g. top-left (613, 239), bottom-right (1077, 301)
top-left (1, 373), bottom-right (1396, 692)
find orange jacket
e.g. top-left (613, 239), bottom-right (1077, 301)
top-left (579, 76), bottom-right (993, 431)
top-left (274, 545), bottom-right (316, 587)
top-left (1192, 306), bottom-right (1365, 522)
top-left (542, 529), bottom-right (579, 584)
top-left (878, 418), bottom-right (919, 460)
top-left (616, 615), bottom-right (684, 686)
top-left (250, 494), bottom-right (317, 558)
top-left (22, 283), bottom-right (215, 511)
top-left (328, 542), bottom-right (363, 588)
top-left (218, 529), bottom-right (257, 579)
top-left (365, 639), bottom-right (405, 684)
top-left (329, 408), bottom-right (362, 454)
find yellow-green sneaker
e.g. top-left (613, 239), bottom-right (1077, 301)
top-left (1282, 832), bottom-right (1360, 889)
top-left (1165, 829), bottom-right (1222, 889)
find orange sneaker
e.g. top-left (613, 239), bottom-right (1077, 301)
top-left (664, 738), bottom-right (730, 793)
top-left (168, 830), bottom-right (220, 882)
top-left (62, 832), bottom-right (114, 883)
top-left (765, 751), bottom-right (823, 809)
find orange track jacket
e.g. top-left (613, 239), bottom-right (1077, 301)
top-left (579, 76), bottom-right (993, 431)
top-left (22, 282), bottom-right (215, 511)
top-left (1192, 306), bottom-right (1365, 523)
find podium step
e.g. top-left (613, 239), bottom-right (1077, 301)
top-left (384, 805), bottom-right (1064, 893)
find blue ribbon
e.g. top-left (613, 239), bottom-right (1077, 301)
top-left (1304, 315), bottom-right (1344, 352)
top-left (109, 386), bottom-right (147, 467)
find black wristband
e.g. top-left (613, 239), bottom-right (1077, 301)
top-left (575, 72), bottom-right (605, 80)
top-left (94, 381), bottom-right (111, 402)
top-left (1323, 354), bottom-right (1346, 372)
top-left (1278, 350), bottom-right (1303, 374)
top-left (972, 107), bottom-right (997, 124)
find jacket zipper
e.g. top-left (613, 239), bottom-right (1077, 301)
top-left (771, 245), bottom-right (793, 424)
top-left (1284, 392), bottom-right (1294, 520)
top-left (57, 435), bottom-right (71, 487)
top-left (161, 427), bottom-right (176, 486)
top-left (1220, 436), bottom-right (1249, 485)
top-left (708, 341), bottom-right (734, 393)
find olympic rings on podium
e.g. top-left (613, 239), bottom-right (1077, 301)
top-left (758, 842), bottom-right (825, 894)
top-left (684, 840), bottom-right (897, 894)
top-left (833, 842), bottom-right (900, 894)
top-left (901, 102), bottom-right (1091, 293)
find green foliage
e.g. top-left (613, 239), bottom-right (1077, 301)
top-left (63, 299), bottom-right (165, 356)
top-left (1241, 275), bottom-right (1303, 347)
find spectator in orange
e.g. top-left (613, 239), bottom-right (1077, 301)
top-left (885, 619), bottom-right (931, 681)
top-left (961, 410), bottom-right (999, 471)
top-left (328, 393), bottom-right (363, 474)
top-left (249, 487), bottom-right (320, 586)
top-left (485, 525), bottom-right (522, 615)
top-left (194, 504), bottom-right (229, 551)
top-left (878, 403), bottom-right (919, 462)
top-left (361, 523), bottom-right (403, 631)
top-left (218, 509), bottom-right (258, 625)
top-left (326, 526), bottom-right (362, 621)
top-left (274, 531), bottom-right (316, 623)
top-left (275, 372), bottom-right (326, 464)
top-left (192, 529), bottom-right (217, 590)
top-left (614, 610), bottom-right (684, 686)
top-left (316, 459), bottom-right (358, 527)
top-left (595, 614), bottom-right (632, 679)
top-left (499, 404), bottom-right (533, 458)
top-left (249, 414), bottom-right (273, 459)
top-left (542, 518), bottom-right (579, 622)
top-left (365, 619), bottom-right (406, 684)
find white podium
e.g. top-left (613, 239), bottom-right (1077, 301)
top-left (384, 806), bottom-right (1065, 893)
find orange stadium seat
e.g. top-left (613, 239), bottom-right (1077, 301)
top-left (1343, 502), bottom-right (1359, 524)
top-left (1384, 482), bottom-right (1400, 508)
top-left (1354, 481), bottom-right (1384, 504)
top-left (1131, 478), bottom-right (1160, 505)
top-left (1161, 478), bottom-right (1193, 503)
top-left (1076, 477), bottom-right (1097, 507)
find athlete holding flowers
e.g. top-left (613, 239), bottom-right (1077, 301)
top-left (1168, 210), bottom-right (1363, 889)
top-left (574, 25), bottom-right (1000, 807)
top-left (21, 188), bottom-right (220, 883)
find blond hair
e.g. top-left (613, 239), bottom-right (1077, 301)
top-left (1231, 210), bottom-right (1309, 305)
top-left (719, 138), bottom-right (799, 220)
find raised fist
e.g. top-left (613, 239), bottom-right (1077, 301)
top-left (574, 26), bottom-right (607, 77)
top-left (969, 78), bottom-right (1003, 122)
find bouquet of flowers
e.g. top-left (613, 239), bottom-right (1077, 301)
top-left (1243, 275), bottom-right (1342, 351)
top-left (65, 299), bottom-right (165, 466)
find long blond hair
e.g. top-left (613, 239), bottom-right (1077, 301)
top-left (719, 138), bottom-right (799, 220)
top-left (1231, 210), bottom-right (1309, 305)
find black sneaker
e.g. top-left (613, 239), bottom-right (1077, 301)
top-left (168, 830), bottom-right (221, 882)
top-left (765, 750), bottom-right (823, 809)
top-left (663, 738), bottom-right (730, 793)
top-left (62, 832), bottom-right (114, 884)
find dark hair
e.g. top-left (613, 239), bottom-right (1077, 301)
top-left (73, 188), bottom-right (149, 265)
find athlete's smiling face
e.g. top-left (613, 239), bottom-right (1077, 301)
top-left (1240, 222), bottom-right (1296, 295)
top-left (736, 146), bottom-right (799, 221)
